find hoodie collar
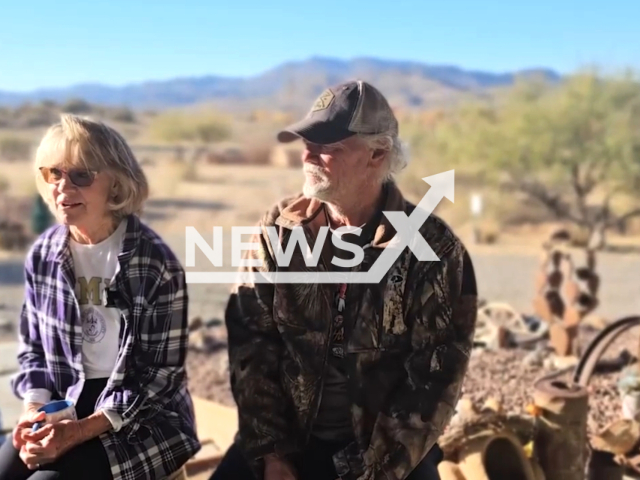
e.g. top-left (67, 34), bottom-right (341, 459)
top-left (275, 181), bottom-right (406, 248)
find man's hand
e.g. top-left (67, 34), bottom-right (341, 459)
top-left (264, 454), bottom-right (298, 480)
top-left (19, 419), bottom-right (83, 469)
top-left (12, 403), bottom-right (45, 450)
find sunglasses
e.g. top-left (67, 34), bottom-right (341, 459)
top-left (39, 166), bottom-right (98, 188)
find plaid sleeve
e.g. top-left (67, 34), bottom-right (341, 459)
top-left (97, 267), bottom-right (189, 428)
top-left (11, 253), bottom-right (56, 399)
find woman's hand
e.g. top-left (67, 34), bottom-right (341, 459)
top-left (19, 419), bottom-right (83, 469)
top-left (12, 403), bottom-right (45, 450)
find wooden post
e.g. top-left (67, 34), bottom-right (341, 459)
top-left (532, 377), bottom-right (589, 480)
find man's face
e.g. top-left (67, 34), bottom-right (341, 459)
top-left (301, 136), bottom-right (375, 202)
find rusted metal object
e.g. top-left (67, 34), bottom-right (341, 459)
top-left (474, 302), bottom-right (549, 349)
top-left (439, 407), bottom-right (542, 480)
top-left (457, 431), bottom-right (538, 480)
top-left (534, 232), bottom-right (599, 358)
top-left (448, 313), bottom-right (640, 480)
top-left (572, 316), bottom-right (640, 386)
top-left (568, 315), bottom-right (640, 478)
top-left (440, 411), bottom-right (537, 461)
top-left (532, 377), bottom-right (589, 480)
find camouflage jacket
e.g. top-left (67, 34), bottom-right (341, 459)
top-left (225, 181), bottom-right (478, 480)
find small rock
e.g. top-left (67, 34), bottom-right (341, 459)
top-left (205, 318), bottom-right (223, 328)
top-left (523, 349), bottom-right (546, 368)
top-left (583, 315), bottom-right (607, 330)
top-left (0, 318), bottom-right (13, 333)
top-left (216, 354), bottom-right (229, 376)
top-left (543, 357), bottom-right (555, 370)
top-left (189, 329), bottom-right (207, 350)
top-left (553, 354), bottom-right (579, 370)
top-left (189, 316), bottom-right (204, 332)
top-left (450, 397), bottom-right (477, 427)
top-left (482, 397), bottom-right (503, 414)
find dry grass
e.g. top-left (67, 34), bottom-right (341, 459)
top-left (1, 160), bottom-right (38, 197)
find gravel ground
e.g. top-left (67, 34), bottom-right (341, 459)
top-left (185, 321), bottom-right (639, 439)
top-left (460, 336), bottom-right (635, 437)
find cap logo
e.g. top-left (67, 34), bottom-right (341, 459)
top-left (311, 89), bottom-right (335, 112)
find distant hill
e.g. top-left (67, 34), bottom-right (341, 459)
top-left (0, 56), bottom-right (561, 112)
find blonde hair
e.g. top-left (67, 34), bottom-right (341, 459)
top-left (34, 114), bottom-right (149, 220)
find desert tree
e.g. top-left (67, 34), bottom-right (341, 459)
top-left (428, 70), bottom-right (640, 248)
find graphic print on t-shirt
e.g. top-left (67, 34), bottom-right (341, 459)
top-left (82, 306), bottom-right (107, 343)
top-left (77, 276), bottom-right (105, 306)
top-left (77, 276), bottom-right (110, 344)
top-left (69, 218), bottom-right (126, 380)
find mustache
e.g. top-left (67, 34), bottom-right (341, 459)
top-left (303, 165), bottom-right (328, 176)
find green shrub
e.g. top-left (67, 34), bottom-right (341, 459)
top-left (109, 107), bottom-right (136, 123)
top-left (62, 98), bottom-right (93, 114)
top-left (147, 111), bottom-right (231, 144)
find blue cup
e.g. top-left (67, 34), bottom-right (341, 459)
top-left (32, 400), bottom-right (77, 431)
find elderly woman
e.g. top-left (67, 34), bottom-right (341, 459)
top-left (0, 114), bottom-right (200, 480)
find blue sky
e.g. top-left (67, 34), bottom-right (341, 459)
top-left (0, 0), bottom-right (638, 91)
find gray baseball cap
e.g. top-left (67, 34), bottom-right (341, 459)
top-left (277, 80), bottom-right (399, 145)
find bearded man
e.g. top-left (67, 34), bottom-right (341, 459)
top-left (211, 80), bottom-right (478, 480)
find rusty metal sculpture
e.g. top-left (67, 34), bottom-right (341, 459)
top-left (438, 404), bottom-right (542, 480)
top-left (440, 228), bottom-right (638, 480)
top-left (531, 377), bottom-right (590, 480)
top-left (533, 229), bottom-right (599, 357)
top-left (572, 315), bottom-right (640, 479)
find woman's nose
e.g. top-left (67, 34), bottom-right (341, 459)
top-left (57, 175), bottom-right (76, 192)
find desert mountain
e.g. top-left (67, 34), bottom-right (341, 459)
top-left (0, 56), bottom-right (561, 112)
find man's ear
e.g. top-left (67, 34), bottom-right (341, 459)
top-left (370, 148), bottom-right (386, 167)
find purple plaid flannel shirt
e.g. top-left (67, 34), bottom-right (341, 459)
top-left (10, 214), bottom-right (201, 479)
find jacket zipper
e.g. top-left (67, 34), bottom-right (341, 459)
top-left (303, 225), bottom-right (334, 443)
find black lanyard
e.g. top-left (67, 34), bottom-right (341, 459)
top-left (324, 195), bottom-right (386, 359)
top-left (331, 283), bottom-right (347, 358)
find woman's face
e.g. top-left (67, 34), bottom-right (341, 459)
top-left (39, 161), bottom-right (114, 229)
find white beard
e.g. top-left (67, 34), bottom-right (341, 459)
top-left (302, 167), bottom-right (335, 200)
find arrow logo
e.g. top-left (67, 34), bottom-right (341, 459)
top-left (185, 170), bottom-right (455, 284)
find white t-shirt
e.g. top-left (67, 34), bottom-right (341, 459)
top-left (24, 220), bottom-right (127, 432)
top-left (70, 219), bottom-right (127, 380)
